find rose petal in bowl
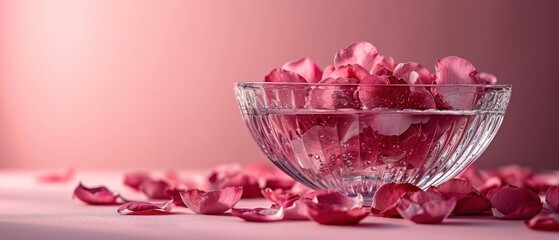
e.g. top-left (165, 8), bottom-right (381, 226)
top-left (282, 57), bottom-right (322, 83)
top-left (430, 179), bottom-right (490, 215)
top-left (180, 186), bottom-right (243, 215)
top-left (545, 186), bottom-right (559, 212)
top-left (117, 200), bottom-right (174, 214)
top-left (396, 191), bottom-right (456, 224)
top-left (371, 183), bottom-right (421, 217)
top-left (491, 185), bottom-right (542, 220)
top-left (334, 42), bottom-right (380, 73)
top-left (433, 56), bottom-right (482, 109)
top-left (525, 213), bottom-right (559, 231)
top-left (73, 182), bottom-right (120, 205)
top-left (264, 68), bottom-right (306, 83)
top-left (302, 199), bottom-right (369, 225)
top-left (231, 207), bottom-right (284, 222)
top-left (309, 77), bottom-right (360, 109)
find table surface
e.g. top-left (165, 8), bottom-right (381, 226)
top-left (0, 170), bottom-right (557, 240)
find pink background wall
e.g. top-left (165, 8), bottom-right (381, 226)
top-left (1, 0), bottom-right (558, 169)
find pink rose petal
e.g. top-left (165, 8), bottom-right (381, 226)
top-left (396, 191), bottom-right (456, 224)
top-left (373, 56), bottom-right (396, 75)
top-left (73, 182), bottom-right (120, 205)
top-left (166, 188), bottom-right (187, 207)
top-left (321, 65), bottom-right (335, 80)
top-left (430, 179), bottom-right (490, 215)
top-left (477, 72), bottom-right (497, 85)
top-left (139, 179), bottom-right (171, 199)
top-left (393, 62), bottom-right (434, 84)
top-left (37, 168), bottom-right (75, 183)
top-left (271, 195), bottom-right (309, 220)
top-left (334, 42), bottom-right (380, 73)
top-left (491, 185), bottom-right (542, 220)
top-left (525, 213), bottom-right (559, 231)
top-left (303, 190), bottom-right (364, 208)
top-left (308, 77), bottom-right (360, 109)
top-left (231, 207), bottom-right (284, 222)
top-left (433, 56), bottom-right (480, 109)
top-left (123, 172), bottom-right (152, 191)
top-left (327, 64), bottom-right (370, 82)
top-left (371, 183), bottom-right (422, 217)
top-left (545, 186), bottom-right (559, 212)
top-left (495, 164), bottom-right (534, 188)
top-left (117, 200), bottom-right (174, 214)
top-left (180, 186), bottom-right (243, 215)
top-left (261, 188), bottom-right (298, 203)
top-left (302, 199), bottom-right (369, 225)
top-left (458, 165), bottom-right (502, 194)
top-left (525, 172), bottom-right (559, 194)
top-left (264, 68), bottom-right (306, 83)
top-left (281, 57), bottom-right (322, 83)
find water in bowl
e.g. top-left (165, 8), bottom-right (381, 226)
top-left (242, 108), bottom-right (504, 205)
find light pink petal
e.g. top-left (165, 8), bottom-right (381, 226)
top-left (328, 64), bottom-right (370, 82)
top-left (261, 188), bottom-right (298, 203)
top-left (496, 164), bottom-right (534, 187)
top-left (396, 191), bottom-right (456, 224)
top-left (180, 186), bottom-right (243, 215)
top-left (303, 190), bottom-right (364, 208)
top-left (139, 179), bottom-right (171, 199)
top-left (371, 183), bottom-right (421, 217)
top-left (264, 68), bottom-right (306, 83)
top-left (525, 213), bottom-right (559, 231)
top-left (433, 56), bottom-right (480, 109)
top-left (430, 179), bottom-right (490, 215)
top-left (117, 200), bottom-right (174, 214)
top-left (491, 186), bottom-right (542, 220)
top-left (525, 172), bottom-right (559, 194)
top-left (123, 172), bottom-right (152, 191)
top-left (231, 207), bottom-right (284, 222)
top-left (334, 42), bottom-right (380, 73)
top-left (321, 65), bottom-right (335, 80)
top-left (217, 173), bottom-right (261, 198)
top-left (458, 165), bottom-right (502, 194)
top-left (73, 182), bottom-right (120, 205)
top-left (308, 77), bottom-right (360, 109)
top-left (282, 57), bottom-right (322, 83)
top-left (374, 56), bottom-right (396, 75)
top-left (545, 186), bottom-right (559, 212)
top-left (208, 163), bottom-right (242, 185)
top-left (37, 168), bottom-right (75, 183)
top-left (393, 62), bottom-right (434, 84)
top-left (303, 200), bottom-right (369, 225)
top-left (271, 194), bottom-right (309, 220)
top-left (477, 72), bottom-right (497, 85)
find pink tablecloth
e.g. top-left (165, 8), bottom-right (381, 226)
top-left (0, 170), bottom-right (556, 240)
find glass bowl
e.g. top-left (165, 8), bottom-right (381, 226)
top-left (235, 82), bottom-right (511, 205)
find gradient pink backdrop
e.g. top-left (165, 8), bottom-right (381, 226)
top-left (1, 0), bottom-right (558, 169)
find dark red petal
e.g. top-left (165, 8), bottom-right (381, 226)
top-left (123, 172), bottom-right (152, 190)
top-left (431, 179), bottom-right (490, 215)
top-left (264, 68), bottom-right (306, 83)
top-left (334, 42), bottom-right (380, 73)
top-left (231, 207), bottom-right (284, 222)
top-left (281, 57), bottom-right (322, 83)
top-left (525, 213), bottom-right (559, 231)
top-left (371, 183), bottom-right (421, 217)
top-left (73, 182), bottom-right (120, 205)
top-left (525, 172), bottom-right (559, 194)
top-left (308, 77), bottom-right (360, 109)
top-left (117, 200), bottom-right (174, 214)
top-left (496, 164), bottom-right (534, 187)
top-left (180, 186), bottom-right (243, 215)
top-left (545, 186), bottom-right (559, 212)
top-left (37, 168), bottom-right (75, 183)
top-left (139, 179), bottom-right (171, 199)
top-left (491, 186), bottom-right (542, 220)
top-left (303, 200), bottom-right (369, 225)
top-left (166, 188), bottom-right (187, 207)
top-left (396, 191), bottom-right (456, 224)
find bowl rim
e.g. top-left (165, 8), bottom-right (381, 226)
top-left (235, 82), bottom-right (512, 89)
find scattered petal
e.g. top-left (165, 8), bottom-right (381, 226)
top-left (231, 207), bottom-right (284, 222)
top-left (73, 182), bottom-right (120, 205)
top-left (180, 186), bottom-right (243, 215)
top-left (123, 172), bottom-right (152, 191)
top-left (545, 186), bottom-right (559, 212)
top-left (430, 179), bottom-right (490, 215)
top-left (304, 190), bottom-right (364, 208)
top-left (334, 42), bottom-right (380, 73)
top-left (282, 57), bottom-right (322, 83)
top-left (525, 213), bottom-right (559, 231)
top-left (261, 188), bottom-right (297, 203)
top-left (272, 195), bottom-right (309, 220)
top-left (491, 186), bottom-right (542, 220)
top-left (166, 188), bottom-right (187, 207)
top-left (371, 183), bottom-right (421, 217)
top-left (37, 168), bottom-right (75, 183)
top-left (117, 200), bottom-right (174, 214)
top-left (525, 172), bottom-right (559, 194)
top-left (139, 179), bottom-right (171, 199)
top-left (302, 199), bottom-right (369, 225)
top-left (396, 191), bottom-right (456, 224)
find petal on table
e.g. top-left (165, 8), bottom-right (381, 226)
top-left (166, 188), bottom-right (188, 207)
top-left (139, 179), bottom-right (171, 199)
top-left (303, 200), bottom-right (369, 225)
top-left (117, 200), bottom-right (174, 214)
top-left (282, 57), bottom-right (322, 83)
top-left (264, 68), bottom-right (307, 83)
top-left (525, 172), bottom-right (559, 194)
top-left (371, 183), bottom-right (422, 217)
top-left (37, 168), bottom-right (75, 183)
top-left (495, 164), bottom-right (534, 188)
top-left (180, 186), bottom-right (243, 215)
top-left (525, 213), bottom-right (559, 231)
top-left (261, 188), bottom-right (298, 203)
top-left (491, 186), bottom-right (542, 220)
top-left (303, 190), bottom-right (364, 208)
top-left (430, 179), bottom-right (490, 215)
top-left (123, 172), bottom-right (152, 191)
top-left (272, 194), bottom-right (309, 220)
top-left (396, 191), bottom-right (456, 224)
top-left (73, 182), bottom-right (120, 205)
top-left (545, 186), bottom-right (559, 212)
top-left (231, 207), bottom-right (284, 222)
top-left (334, 42), bottom-right (380, 73)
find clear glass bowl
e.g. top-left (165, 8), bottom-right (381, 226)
top-left (235, 82), bottom-right (511, 205)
